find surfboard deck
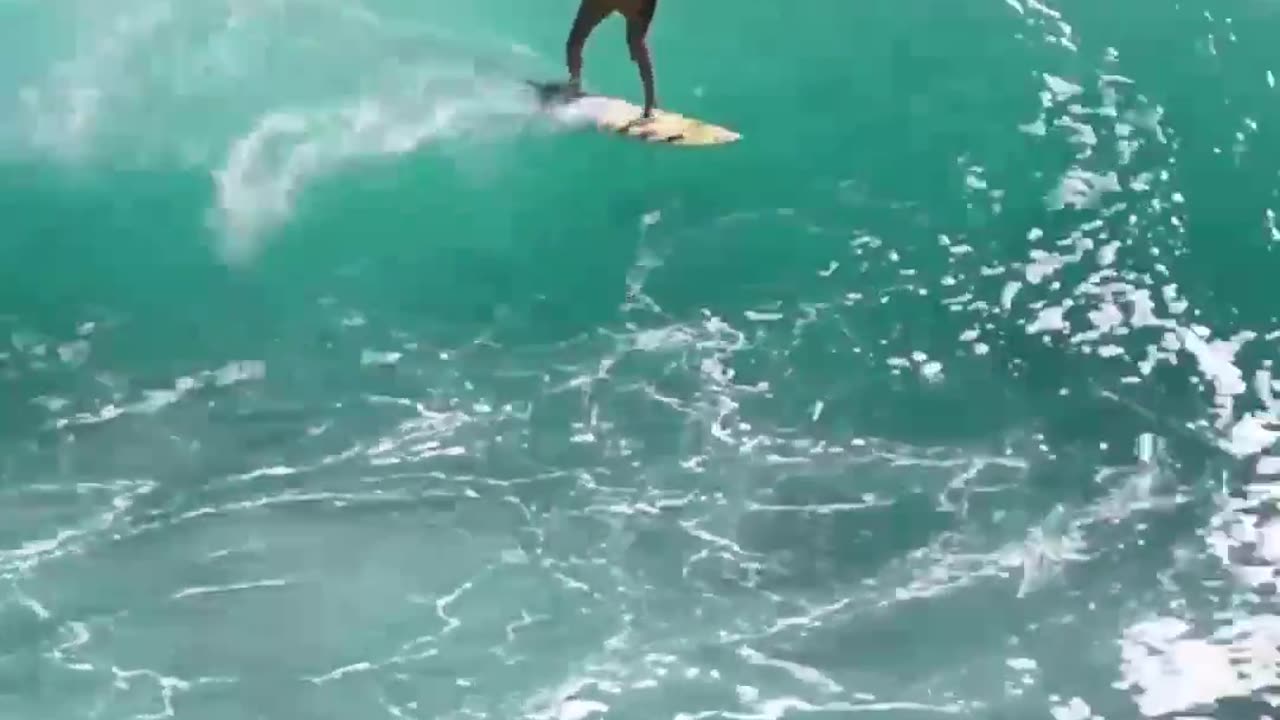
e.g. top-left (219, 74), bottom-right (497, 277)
top-left (528, 81), bottom-right (740, 147)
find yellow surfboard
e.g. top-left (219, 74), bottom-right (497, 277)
top-left (529, 81), bottom-right (740, 147)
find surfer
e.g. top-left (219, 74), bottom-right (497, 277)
top-left (564, 0), bottom-right (658, 118)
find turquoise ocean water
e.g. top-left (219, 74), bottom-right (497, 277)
top-left (4, 0), bottom-right (1280, 717)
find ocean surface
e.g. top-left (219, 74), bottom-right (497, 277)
top-left (4, 0), bottom-right (1280, 718)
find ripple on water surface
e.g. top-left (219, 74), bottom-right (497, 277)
top-left (5, 0), bottom-right (1280, 717)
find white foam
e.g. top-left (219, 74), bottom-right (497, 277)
top-left (1161, 284), bottom-right (1189, 314)
top-left (210, 73), bottom-right (531, 262)
top-left (1258, 519), bottom-right (1280, 564)
top-left (1223, 413), bottom-right (1279, 456)
top-left (1097, 241), bottom-right (1121, 266)
top-left (1087, 302), bottom-right (1124, 334)
top-left (172, 578), bottom-right (291, 599)
top-left (1050, 697), bottom-right (1093, 720)
top-left (361, 350), bottom-right (403, 367)
top-left (1019, 117), bottom-right (1048, 136)
top-left (1001, 281), bottom-right (1021, 310)
top-left (57, 339), bottom-right (91, 366)
top-left (738, 646), bottom-right (843, 694)
top-left (1027, 306), bottom-right (1068, 334)
top-left (210, 110), bottom-right (310, 257)
top-left (51, 359), bottom-right (266, 428)
top-left (1049, 169), bottom-right (1121, 210)
top-left (213, 359), bottom-right (265, 386)
top-left (1183, 329), bottom-right (1252, 394)
top-left (921, 361), bottom-right (944, 382)
top-left (1117, 615), bottom-right (1280, 717)
top-left (557, 698), bottom-right (608, 720)
top-left (1026, 251), bottom-right (1067, 284)
top-left (1056, 117), bottom-right (1097, 149)
top-left (1044, 74), bottom-right (1083, 101)
top-left (546, 96), bottom-right (625, 129)
top-left (1006, 657), bottom-right (1038, 671)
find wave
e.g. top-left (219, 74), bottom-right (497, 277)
top-left (2, 0), bottom-right (565, 261)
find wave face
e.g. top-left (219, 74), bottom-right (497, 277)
top-left (4, 0), bottom-right (1280, 718)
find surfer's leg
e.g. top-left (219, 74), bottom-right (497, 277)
top-left (566, 0), bottom-right (611, 93)
top-left (625, 1), bottom-right (657, 116)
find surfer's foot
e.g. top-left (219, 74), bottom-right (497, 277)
top-left (623, 115), bottom-right (656, 133)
